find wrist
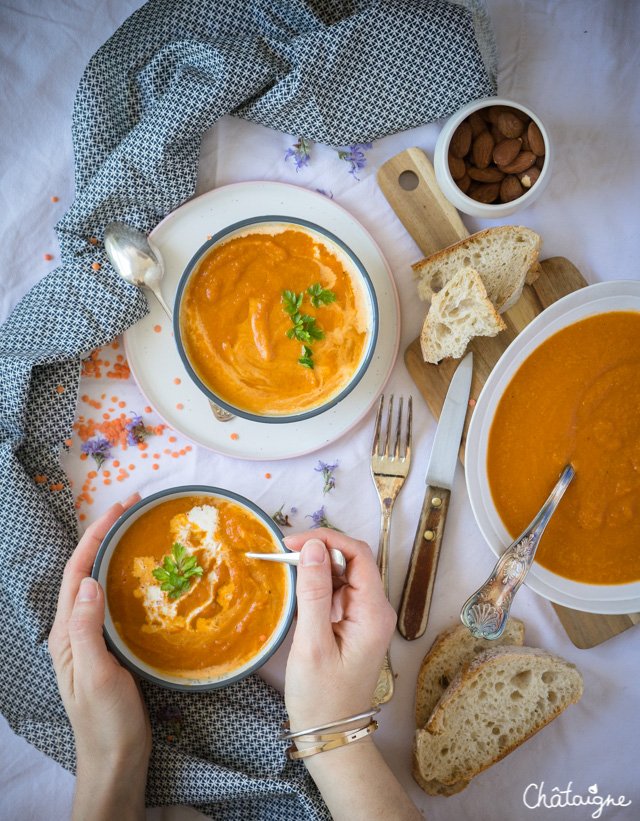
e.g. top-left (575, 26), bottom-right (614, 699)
top-left (74, 751), bottom-right (148, 821)
top-left (300, 732), bottom-right (377, 777)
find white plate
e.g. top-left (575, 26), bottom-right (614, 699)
top-left (466, 280), bottom-right (640, 614)
top-left (123, 182), bottom-right (400, 460)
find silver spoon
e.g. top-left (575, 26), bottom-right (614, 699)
top-left (460, 464), bottom-right (575, 640)
top-left (103, 222), bottom-right (235, 423)
top-left (104, 221), bottom-right (172, 318)
top-left (246, 548), bottom-right (347, 577)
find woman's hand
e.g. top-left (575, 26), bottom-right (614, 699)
top-left (283, 529), bottom-right (421, 821)
top-left (49, 494), bottom-right (151, 821)
top-left (283, 528), bottom-right (396, 732)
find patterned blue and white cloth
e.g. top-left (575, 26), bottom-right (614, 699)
top-left (0, 1), bottom-right (495, 817)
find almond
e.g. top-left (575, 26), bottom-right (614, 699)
top-left (472, 130), bottom-right (495, 169)
top-left (493, 138), bottom-right (522, 166)
top-left (500, 175), bottom-right (523, 202)
top-left (497, 150), bottom-right (537, 174)
top-left (468, 182), bottom-right (500, 203)
top-left (520, 130), bottom-right (531, 152)
top-left (450, 121), bottom-right (472, 158)
top-left (468, 111), bottom-right (486, 138)
top-left (456, 173), bottom-right (471, 194)
top-left (528, 121), bottom-right (545, 156)
top-left (448, 152), bottom-right (466, 180)
top-left (518, 165), bottom-right (541, 188)
top-left (535, 155), bottom-right (545, 170)
top-left (487, 105), bottom-right (529, 125)
top-left (496, 111), bottom-right (525, 138)
top-left (491, 124), bottom-right (507, 144)
top-left (468, 165), bottom-right (505, 183)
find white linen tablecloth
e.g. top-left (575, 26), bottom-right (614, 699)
top-left (1, 1), bottom-right (639, 819)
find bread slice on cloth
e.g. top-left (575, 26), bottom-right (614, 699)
top-left (413, 646), bottom-right (583, 789)
top-left (415, 620), bottom-right (525, 729)
top-left (412, 226), bottom-right (542, 313)
top-left (420, 267), bottom-right (506, 364)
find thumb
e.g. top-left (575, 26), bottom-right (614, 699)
top-left (67, 578), bottom-right (111, 679)
top-left (294, 539), bottom-right (334, 648)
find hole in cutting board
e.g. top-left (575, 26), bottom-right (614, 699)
top-left (398, 170), bottom-right (419, 190)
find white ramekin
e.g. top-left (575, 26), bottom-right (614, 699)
top-left (434, 96), bottom-right (553, 219)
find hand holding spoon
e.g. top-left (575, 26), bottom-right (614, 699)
top-left (103, 221), bottom-right (234, 422)
top-left (246, 548), bottom-right (347, 577)
top-left (461, 464), bottom-right (575, 640)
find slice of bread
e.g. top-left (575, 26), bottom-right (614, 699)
top-left (412, 226), bottom-right (542, 313)
top-left (420, 267), bottom-right (506, 364)
top-left (413, 646), bottom-right (583, 788)
top-left (412, 766), bottom-right (470, 797)
top-left (415, 619), bottom-right (525, 729)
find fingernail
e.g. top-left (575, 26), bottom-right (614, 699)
top-left (122, 492), bottom-right (140, 507)
top-left (78, 578), bottom-right (99, 601)
top-left (301, 539), bottom-right (326, 566)
top-left (283, 535), bottom-right (294, 545)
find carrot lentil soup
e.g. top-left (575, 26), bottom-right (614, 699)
top-left (106, 495), bottom-right (286, 679)
top-left (180, 224), bottom-right (369, 415)
top-left (487, 311), bottom-right (640, 585)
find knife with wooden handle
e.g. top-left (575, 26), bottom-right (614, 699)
top-left (398, 353), bottom-right (473, 641)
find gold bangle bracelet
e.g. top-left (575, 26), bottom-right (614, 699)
top-left (285, 720), bottom-right (378, 760)
top-left (290, 719), bottom-right (379, 743)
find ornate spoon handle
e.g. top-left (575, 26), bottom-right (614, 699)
top-left (461, 465), bottom-right (575, 640)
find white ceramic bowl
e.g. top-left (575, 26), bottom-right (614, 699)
top-left (434, 96), bottom-right (553, 219)
top-left (465, 280), bottom-right (640, 614)
top-left (92, 486), bottom-right (296, 690)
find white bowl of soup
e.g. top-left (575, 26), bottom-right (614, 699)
top-left (92, 486), bottom-right (295, 690)
top-left (173, 217), bottom-right (379, 422)
top-left (465, 280), bottom-right (640, 615)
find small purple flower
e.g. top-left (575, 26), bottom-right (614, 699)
top-left (156, 704), bottom-right (183, 742)
top-left (335, 143), bottom-right (373, 180)
top-left (272, 504), bottom-right (292, 528)
top-left (125, 413), bottom-right (150, 446)
top-left (285, 137), bottom-right (312, 171)
top-left (314, 460), bottom-right (339, 494)
top-left (306, 505), bottom-right (343, 532)
top-left (315, 189), bottom-right (334, 199)
top-left (290, 507), bottom-right (297, 514)
top-left (81, 436), bottom-right (112, 471)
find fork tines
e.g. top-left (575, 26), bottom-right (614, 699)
top-left (372, 394), bottom-right (412, 460)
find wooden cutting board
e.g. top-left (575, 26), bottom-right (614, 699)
top-left (377, 146), bottom-right (640, 650)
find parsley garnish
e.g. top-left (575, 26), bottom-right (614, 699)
top-left (151, 543), bottom-right (203, 600)
top-left (298, 344), bottom-right (314, 369)
top-left (281, 285), bottom-right (335, 367)
top-left (282, 290), bottom-right (304, 315)
top-left (307, 282), bottom-right (337, 308)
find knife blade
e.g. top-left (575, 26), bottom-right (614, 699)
top-left (398, 352), bottom-right (473, 640)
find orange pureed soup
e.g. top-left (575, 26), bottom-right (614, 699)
top-left (180, 224), bottom-right (369, 415)
top-left (106, 496), bottom-right (287, 680)
top-left (487, 311), bottom-right (640, 585)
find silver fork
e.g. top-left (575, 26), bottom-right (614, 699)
top-left (370, 394), bottom-right (412, 704)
